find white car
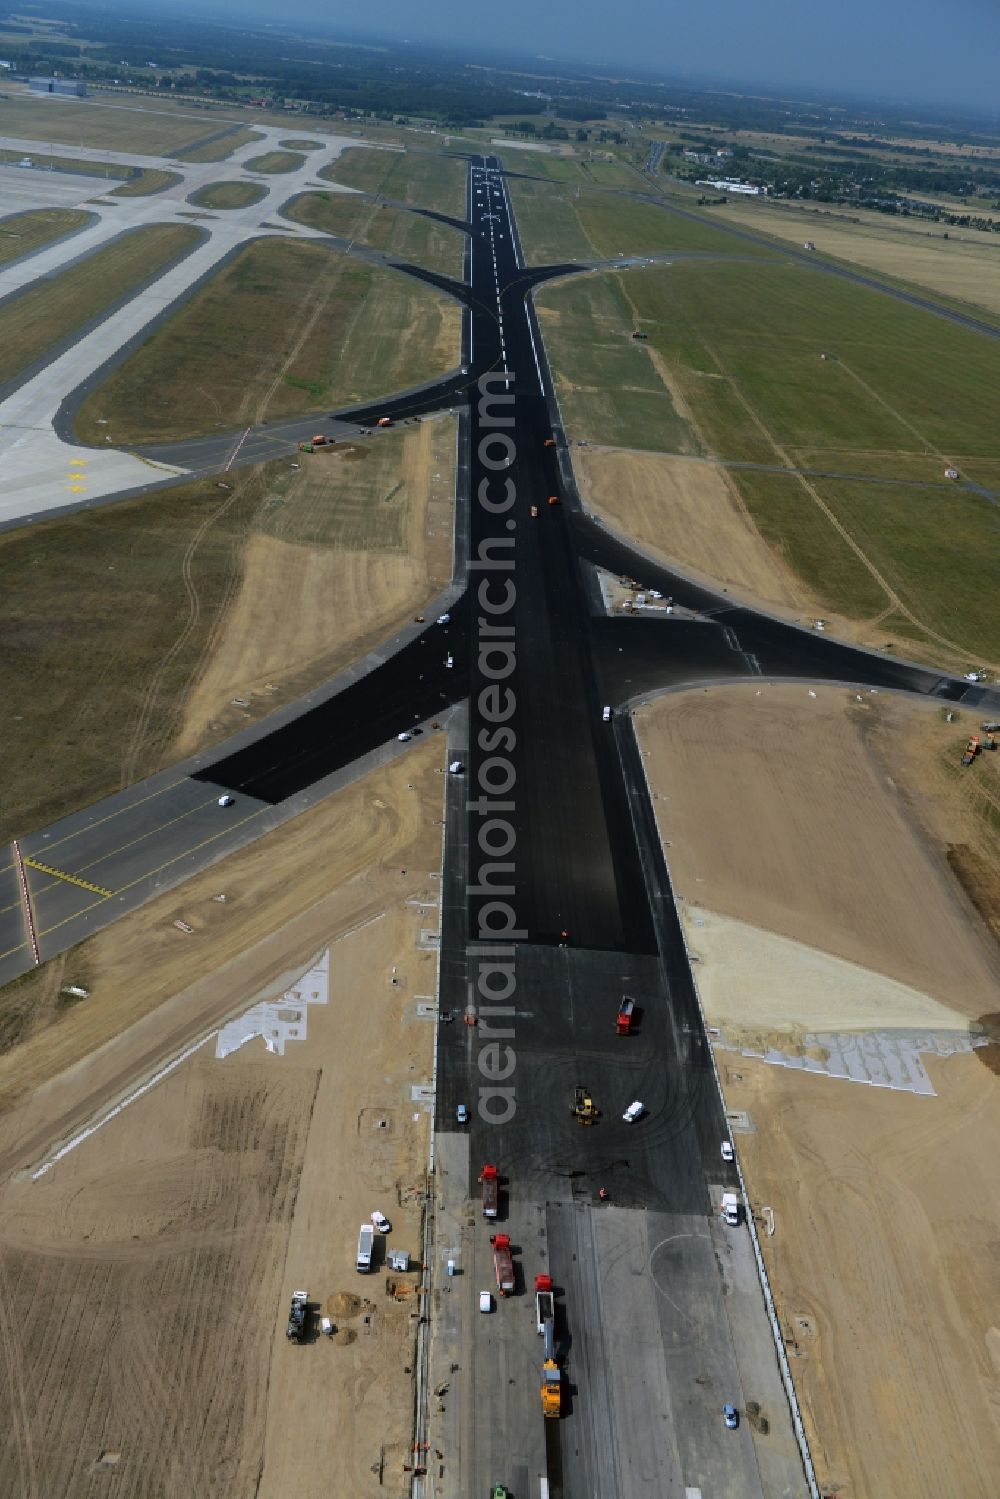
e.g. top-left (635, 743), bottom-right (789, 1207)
top-left (397, 731), bottom-right (412, 742)
top-left (445, 653), bottom-right (454, 669)
top-left (217, 794), bottom-right (234, 807)
top-left (479, 1291), bottom-right (493, 1313)
top-left (456, 1103), bottom-right (468, 1124)
top-left (371, 1211), bottom-right (391, 1234)
top-left (721, 1141), bottom-right (734, 1162)
top-left (449, 761), bottom-right (465, 775)
top-left (622, 1100), bottom-right (644, 1124)
top-left (436, 613), bottom-right (451, 625)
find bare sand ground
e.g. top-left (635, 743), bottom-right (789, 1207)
top-left (637, 683), bottom-right (1000, 1011)
top-left (711, 200), bottom-right (1000, 317)
top-left (0, 743), bottom-right (444, 1498)
top-left (722, 1051), bottom-right (1000, 1498)
top-left (0, 740), bottom-right (445, 1168)
top-left (638, 682), bottom-right (1000, 1495)
top-left (574, 446), bottom-right (804, 611)
top-left (173, 416), bottom-right (455, 757)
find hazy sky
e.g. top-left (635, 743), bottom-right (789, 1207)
top-left (219, 0), bottom-right (999, 111)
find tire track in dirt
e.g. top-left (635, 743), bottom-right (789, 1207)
top-left (118, 479), bottom-right (248, 788)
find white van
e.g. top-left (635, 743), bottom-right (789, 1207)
top-left (356, 1223), bottom-right (374, 1273)
top-left (602, 706), bottom-right (611, 722)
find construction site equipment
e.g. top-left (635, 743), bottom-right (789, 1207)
top-left (356, 1223), bottom-right (375, 1273)
top-left (961, 736), bottom-right (980, 767)
top-left (616, 996), bottom-right (636, 1035)
top-left (479, 1164), bottom-right (499, 1219)
top-left (945, 466), bottom-right (959, 480)
top-left (371, 1210), bottom-right (391, 1234)
top-left (286, 1290), bottom-right (309, 1342)
top-left (535, 1274), bottom-right (555, 1336)
top-left (548, 494), bottom-right (560, 506)
top-left (311, 434), bottom-right (328, 446)
top-left (321, 1315), bottom-right (334, 1337)
top-left (721, 1192), bottom-right (740, 1227)
top-left (572, 1086), bottom-right (600, 1125)
top-left (530, 505), bottom-right (539, 518)
top-left (630, 330), bottom-right (648, 340)
top-left (543, 438), bottom-right (555, 447)
top-left (298, 442), bottom-right (314, 453)
top-left (490, 1234), bottom-right (515, 1296)
top-left (377, 416), bottom-right (393, 427)
top-left (387, 1249), bottom-right (410, 1272)
top-left (541, 1359), bottom-right (562, 1418)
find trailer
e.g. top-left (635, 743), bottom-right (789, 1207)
top-left (356, 1223), bottom-right (374, 1273)
top-left (616, 996), bottom-right (636, 1035)
top-left (534, 1273), bottom-right (555, 1335)
top-left (286, 1290), bottom-right (309, 1342)
top-left (479, 1164), bottom-right (500, 1219)
top-left (490, 1233), bottom-right (515, 1296)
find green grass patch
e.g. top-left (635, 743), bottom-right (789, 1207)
top-left (279, 138), bottom-right (323, 151)
top-left (111, 168), bottom-right (183, 197)
top-left (575, 191), bottom-right (780, 259)
top-left (789, 450), bottom-right (949, 483)
top-left (75, 237), bottom-right (459, 443)
top-left (284, 190), bottom-right (463, 278)
top-left (0, 224), bottom-right (201, 390)
top-left (244, 150), bottom-right (305, 174)
top-left (0, 207), bottom-right (91, 267)
top-left (814, 478), bottom-right (1000, 661)
top-left (0, 94), bottom-right (218, 153)
top-left (172, 126), bottom-right (264, 162)
top-left (537, 274), bottom-right (696, 452)
top-left (321, 147), bottom-right (466, 216)
top-left (732, 471), bottom-right (889, 619)
top-left (0, 146), bottom-right (131, 181)
top-left (188, 180), bottom-right (267, 210)
top-left (507, 177), bottom-right (595, 264)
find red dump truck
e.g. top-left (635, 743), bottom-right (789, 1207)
top-left (616, 996), bottom-right (636, 1036)
top-left (479, 1164), bottom-right (499, 1219)
top-left (491, 1234), bottom-right (515, 1296)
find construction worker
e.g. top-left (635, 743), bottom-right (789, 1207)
top-left (598, 1186), bottom-right (609, 1202)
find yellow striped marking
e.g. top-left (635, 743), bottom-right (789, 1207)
top-left (23, 858), bottom-right (112, 898)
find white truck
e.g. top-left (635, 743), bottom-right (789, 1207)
top-left (721, 1192), bottom-right (740, 1227)
top-left (356, 1223), bottom-right (375, 1272)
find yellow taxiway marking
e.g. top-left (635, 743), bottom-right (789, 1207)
top-left (68, 485), bottom-right (86, 493)
top-left (37, 806), bottom-right (268, 942)
top-left (69, 458), bottom-right (87, 466)
top-left (23, 857), bottom-right (113, 899)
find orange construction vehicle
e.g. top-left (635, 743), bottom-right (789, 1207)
top-left (961, 736), bottom-right (980, 767)
top-left (311, 434), bottom-right (328, 446)
top-left (548, 494), bottom-right (560, 506)
top-left (377, 416), bottom-right (393, 428)
top-left (543, 437), bottom-right (555, 447)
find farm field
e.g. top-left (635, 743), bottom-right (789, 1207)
top-left (536, 257), bottom-right (1000, 665)
top-left (710, 198), bottom-right (1000, 319)
top-left (0, 223), bottom-right (201, 390)
top-left (285, 189), bottom-right (464, 278)
top-left (0, 742), bottom-right (443, 1496)
top-left (0, 416), bottom-right (456, 844)
top-left (321, 146), bottom-right (466, 217)
top-left (188, 180), bottom-right (267, 209)
top-left (0, 206), bottom-right (91, 266)
top-left (74, 237), bottom-right (460, 442)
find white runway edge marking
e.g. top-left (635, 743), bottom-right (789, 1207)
top-left (30, 1029), bottom-right (219, 1180)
